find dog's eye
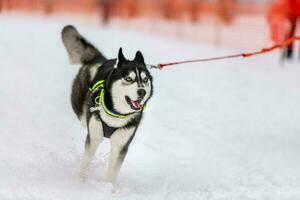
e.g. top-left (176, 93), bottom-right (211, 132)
top-left (124, 76), bottom-right (133, 82)
top-left (143, 77), bottom-right (149, 83)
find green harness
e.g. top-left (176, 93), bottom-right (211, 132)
top-left (89, 80), bottom-right (141, 119)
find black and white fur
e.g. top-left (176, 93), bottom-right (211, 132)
top-left (61, 25), bottom-right (153, 183)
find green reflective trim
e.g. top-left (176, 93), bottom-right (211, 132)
top-left (90, 80), bottom-right (146, 119)
top-left (89, 80), bottom-right (104, 92)
top-left (100, 89), bottom-right (131, 118)
top-left (91, 80), bottom-right (105, 90)
top-left (142, 104), bottom-right (147, 111)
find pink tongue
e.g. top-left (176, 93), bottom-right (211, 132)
top-left (132, 100), bottom-right (142, 109)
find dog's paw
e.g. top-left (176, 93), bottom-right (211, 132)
top-left (102, 182), bottom-right (118, 193)
top-left (78, 171), bottom-right (88, 182)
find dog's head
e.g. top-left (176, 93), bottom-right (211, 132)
top-left (62, 25), bottom-right (153, 115)
top-left (107, 48), bottom-right (153, 114)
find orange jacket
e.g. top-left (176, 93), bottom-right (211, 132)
top-left (268, 0), bottom-right (300, 43)
top-left (288, 0), bottom-right (300, 17)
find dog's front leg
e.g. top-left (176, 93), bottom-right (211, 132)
top-left (105, 127), bottom-right (136, 183)
top-left (80, 115), bottom-right (104, 180)
top-left (105, 143), bottom-right (127, 184)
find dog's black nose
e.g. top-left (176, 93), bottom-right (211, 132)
top-left (137, 89), bottom-right (146, 98)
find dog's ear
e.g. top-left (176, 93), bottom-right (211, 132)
top-left (134, 51), bottom-right (145, 64)
top-left (116, 48), bottom-right (126, 68)
top-left (61, 25), bottom-right (104, 64)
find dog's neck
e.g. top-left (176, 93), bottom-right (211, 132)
top-left (96, 90), bottom-right (141, 128)
top-left (103, 89), bottom-right (116, 113)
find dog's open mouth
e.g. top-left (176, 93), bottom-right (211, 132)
top-left (125, 96), bottom-right (144, 110)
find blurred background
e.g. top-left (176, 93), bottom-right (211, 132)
top-left (1, 1), bottom-right (300, 199)
top-left (1, 0), bottom-right (299, 53)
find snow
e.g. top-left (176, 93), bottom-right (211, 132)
top-left (1, 14), bottom-right (300, 200)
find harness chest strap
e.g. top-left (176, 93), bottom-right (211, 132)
top-left (89, 80), bottom-right (135, 119)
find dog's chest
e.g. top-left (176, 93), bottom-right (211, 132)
top-left (101, 120), bottom-right (117, 138)
top-left (98, 109), bottom-right (137, 128)
top-left (95, 111), bottom-right (140, 138)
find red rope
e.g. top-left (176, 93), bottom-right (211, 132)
top-left (157, 36), bottom-right (300, 69)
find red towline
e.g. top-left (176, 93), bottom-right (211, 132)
top-left (148, 36), bottom-right (300, 69)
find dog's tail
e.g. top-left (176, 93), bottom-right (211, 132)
top-left (61, 25), bottom-right (107, 65)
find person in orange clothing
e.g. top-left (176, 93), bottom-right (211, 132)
top-left (268, 0), bottom-right (300, 59)
top-left (98, 0), bottom-right (115, 24)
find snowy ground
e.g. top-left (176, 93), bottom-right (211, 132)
top-left (1, 14), bottom-right (300, 200)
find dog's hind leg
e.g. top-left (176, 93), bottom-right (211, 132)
top-left (80, 114), bottom-right (103, 180)
top-left (105, 127), bottom-right (136, 183)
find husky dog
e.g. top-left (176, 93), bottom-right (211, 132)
top-left (61, 25), bottom-right (153, 183)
